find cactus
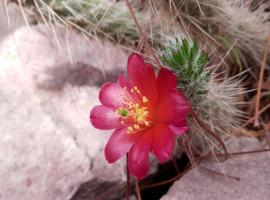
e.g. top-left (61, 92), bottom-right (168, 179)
top-left (160, 38), bottom-right (245, 154)
top-left (160, 38), bottom-right (209, 103)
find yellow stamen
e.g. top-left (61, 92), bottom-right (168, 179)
top-left (133, 105), bottom-right (148, 122)
top-left (142, 96), bottom-right (148, 103)
top-left (127, 126), bottom-right (133, 134)
top-left (116, 85), bottom-right (153, 134)
top-left (145, 121), bottom-right (150, 126)
top-left (134, 124), bottom-right (140, 130)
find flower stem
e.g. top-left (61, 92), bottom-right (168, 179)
top-left (126, 155), bottom-right (130, 200)
top-left (135, 180), bottom-right (142, 200)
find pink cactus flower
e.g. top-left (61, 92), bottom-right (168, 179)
top-left (90, 53), bottom-right (190, 179)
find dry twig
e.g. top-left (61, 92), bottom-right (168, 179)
top-left (254, 34), bottom-right (270, 127)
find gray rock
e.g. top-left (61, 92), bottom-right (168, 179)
top-left (0, 1), bottom-right (28, 42)
top-left (0, 25), bottom-right (128, 200)
top-left (162, 137), bottom-right (270, 200)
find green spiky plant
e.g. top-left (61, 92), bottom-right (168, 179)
top-left (160, 38), bottom-right (245, 155)
top-left (160, 38), bottom-right (209, 104)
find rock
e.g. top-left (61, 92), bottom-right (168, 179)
top-left (0, 1), bottom-right (28, 42)
top-left (161, 137), bottom-right (270, 200)
top-left (0, 86), bottom-right (90, 200)
top-left (0, 25), bottom-right (128, 200)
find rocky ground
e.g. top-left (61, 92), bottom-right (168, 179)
top-left (161, 137), bottom-right (270, 200)
top-left (0, 11), bottom-right (128, 199)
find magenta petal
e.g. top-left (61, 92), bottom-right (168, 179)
top-left (90, 105), bottom-right (121, 130)
top-left (152, 124), bottom-right (174, 163)
top-left (99, 82), bottom-right (124, 108)
top-left (117, 74), bottom-right (131, 89)
top-left (127, 53), bottom-right (145, 71)
top-left (127, 53), bottom-right (157, 105)
top-left (168, 120), bottom-right (188, 136)
top-left (157, 68), bottom-right (177, 97)
top-left (128, 128), bottom-right (153, 179)
top-left (157, 91), bottom-right (190, 124)
top-left (105, 127), bottom-right (141, 163)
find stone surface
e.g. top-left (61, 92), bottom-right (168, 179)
top-left (0, 1), bottom-right (27, 42)
top-left (0, 25), bottom-right (128, 200)
top-left (162, 137), bottom-right (270, 200)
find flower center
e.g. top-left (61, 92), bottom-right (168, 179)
top-left (116, 86), bottom-right (152, 134)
